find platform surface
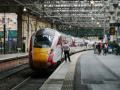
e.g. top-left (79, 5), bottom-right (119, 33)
top-left (74, 51), bottom-right (120, 90)
top-left (39, 48), bottom-right (84, 90)
top-left (40, 50), bottom-right (120, 90)
top-left (0, 53), bottom-right (28, 61)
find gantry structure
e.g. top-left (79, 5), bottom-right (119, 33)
top-left (0, 0), bottom-right (120, 31)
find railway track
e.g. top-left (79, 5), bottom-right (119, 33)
top-left (0, 59), bottom-right (55, 90)
top-left (0, 67), bottom-right (32, 90)
top-left (0, 57), bottom-right (28, 72)
top-left (10, 72), bottom-right (51, 90)
top-left (0, 64), bottom-right (29, 80)
top-left (0, 66), bottom-right (53, 90)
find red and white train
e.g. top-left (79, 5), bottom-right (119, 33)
top-left (29, 28), bottom-right (73, 70)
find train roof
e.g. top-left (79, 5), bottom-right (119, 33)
top-left (35, 28), bottom-right (56, 36)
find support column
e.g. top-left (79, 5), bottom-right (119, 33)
top-left (51, 20), bottom-right (54, 29)
top-left (17, 7), bottom-right (23, 49)
top-left (3, 11), bottom-right (6, 54)
top-left (51, 22), bottom-right (54, 29)
top-left (103, 0), bottom-right (107, 42)
top-left (26, 11), bottom-right (30, 52)
top-left (35, 17), bottom-right (38, 31)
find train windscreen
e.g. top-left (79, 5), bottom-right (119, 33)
top-left (34, 34), bottom-right (53, 48)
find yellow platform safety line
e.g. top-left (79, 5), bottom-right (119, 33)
top-left (32, 48), bottom-right (50, 68)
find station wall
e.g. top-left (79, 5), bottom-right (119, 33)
top-left (0, 13), bottom-right (17, 42)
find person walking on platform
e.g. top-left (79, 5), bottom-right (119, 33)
top-left (93, 42), bottom-right (96, 54)
top-left (102, 43), bottom-right (107, 55)
top-left (98, 43), bottom-right (102, 55)
top-left (63, 42), bottom-right (71, 62)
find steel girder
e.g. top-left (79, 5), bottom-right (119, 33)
top-left (0, 0), bottom-right (120, 29)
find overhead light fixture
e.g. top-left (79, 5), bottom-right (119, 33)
top-left (97, 22), bottom-right (99, 24)
top-left (113, 0), bottom-right (118, 8)
top-left (113, 4), bottom-right (118, 8)
top-left (90, 11), bottom-right (92, 14)
top-left (99, 24), bottom-right (101, 27)
top-left (23, 7), bottom-right (27, 12)
top-left (109, 4), bottom-right (114, 15)
top-left (91, 17), bottom-right (94, 20)
top-left (90, 0), bottom-right (94, 5)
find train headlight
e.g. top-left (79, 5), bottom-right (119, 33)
top-left (30, 50), bottom-right (32, 54)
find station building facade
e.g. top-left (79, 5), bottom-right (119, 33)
top-left (0, 13), bottom-right (57, 54)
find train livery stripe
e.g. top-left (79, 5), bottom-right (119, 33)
top-left (52, 36), bottom-right (61, 48)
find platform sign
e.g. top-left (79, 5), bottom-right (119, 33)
top-left (9, 37), bottom-right (13, 41)
top-left (9, 37), bottom-right (17, 41)
top-left (110, 27), bottom-right (115, 35)
top-left (107, 34), bottom-right (110, 39)
top-left (22, 37), bottom-right (26, 40)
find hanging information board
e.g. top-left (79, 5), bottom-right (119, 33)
top-left (110, 27), bottom-right (115, 35)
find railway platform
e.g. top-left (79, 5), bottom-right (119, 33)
top-left (39, 50), bottom-right (120, 90)
top-left (0, 53), bottom-right (28, 72)
top-left (0, 53), bottom-right (28, 62)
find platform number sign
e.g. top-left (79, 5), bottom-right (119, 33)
top-left (110, 27), bottom-right (115, 35)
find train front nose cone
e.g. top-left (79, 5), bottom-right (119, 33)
top-left (32, 48), bottom-right (50, 68)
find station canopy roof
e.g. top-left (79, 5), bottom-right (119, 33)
top-left (0, 0), bottom-right (120, 30)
